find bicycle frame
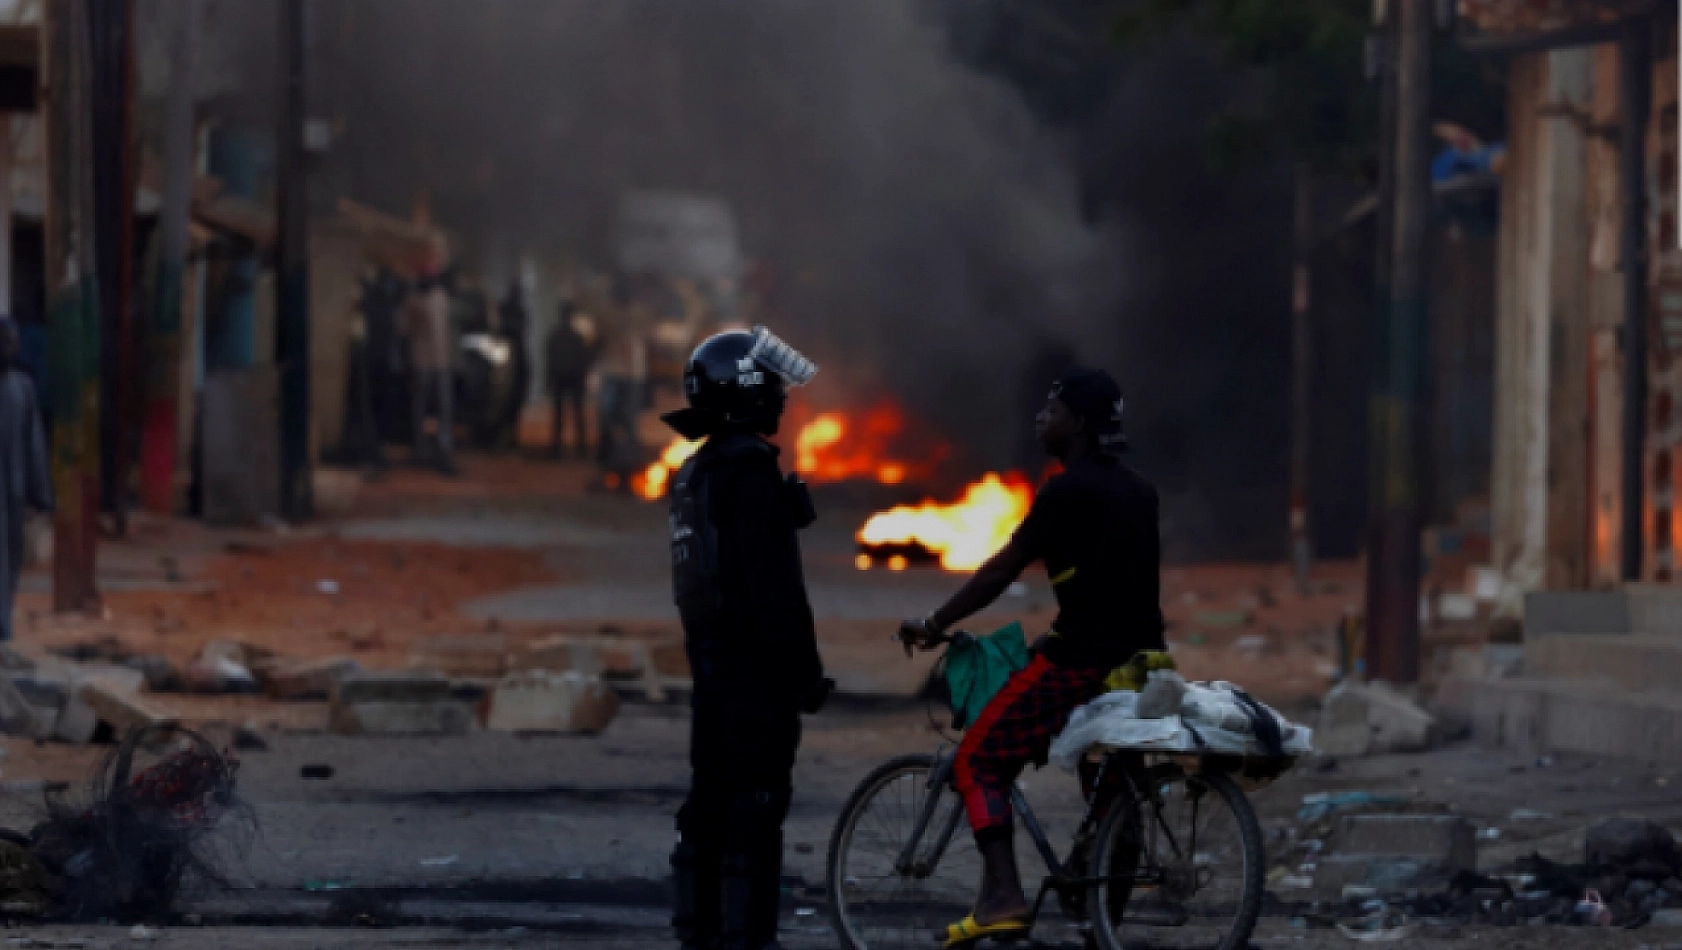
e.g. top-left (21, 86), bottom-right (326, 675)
top-left (888, 746), bottom-right (1177, 918)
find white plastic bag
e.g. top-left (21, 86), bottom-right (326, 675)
top-left (1049, 683), bottom-right (1314, 772)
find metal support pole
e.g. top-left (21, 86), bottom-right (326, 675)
top-left (276, 0), bottom-right (312, 520)
top-left (1366, 0), bottom-right (1431, 683)
top-left (1618, 21), bottom-right (1652, 582)
top-left (140, 0), bottom-right (199, 514)
top-left (1289, 162), bottom-right (1315, 595)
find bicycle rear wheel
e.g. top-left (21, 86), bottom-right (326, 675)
top-left (826, 753), bottom-right (981, 950)
top-left (1086, 768), bottom-right (1263, 950)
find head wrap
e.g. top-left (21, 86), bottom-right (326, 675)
top-left (1050, 366), bottom-right (1127, 455)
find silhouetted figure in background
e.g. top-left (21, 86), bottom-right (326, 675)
top-left (405, 272), bottom-right (457, 476)
top-left (0, 319), bottom-right (52, 641)
top-left (546, 301), bottom-right (595, 458)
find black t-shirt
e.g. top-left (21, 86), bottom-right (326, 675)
top-left (1011, 456), bottom-right (1165, 670)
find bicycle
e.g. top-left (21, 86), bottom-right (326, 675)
top-left (825, 629), bottom-right (1267, 950)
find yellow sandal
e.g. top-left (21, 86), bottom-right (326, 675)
top-left (941, 914), bottom-right (1030, 948)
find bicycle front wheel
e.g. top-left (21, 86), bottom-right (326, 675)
top-left (826, 753), bottom-right (981, 950)
top-left (1087, 768), bottom-right (1263, 950)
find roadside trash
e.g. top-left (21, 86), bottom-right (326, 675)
top-left (419, 855), bottom-right (459, 867)
top-left (1279, 874), bottom-right (1314, 889)
top-left (1336, 909), bottom-right (1415, 941)
top-left (1316, 679), bottom-right (1435, 757)
top-left (1479, 827), bottom-right (1503, 841)
top-left (1585, 818), bottom-right (1681, 876)
top-left (127, 924), bottom-right (159, 941)
top-left (28, 724), bottom-right (250, 922)
top-left (300, 764), bottom-right (334, 780)
top-left (1509, 809), bottom-right (1549, 821)
top-left (304, 880), bottom-right (347, 892)
top-left (232, 724), bottom-right (268, 752)
top-left (317, 579), bottom-right (341, 595)
top-left (1343, 885), bottom-right (1381, 900)
top-left (795, 907), bottom-right (816, 917)
top-left (1575, 889), bottom-right (1612, 926)
top-left (1297, 791), bottom-right (1409, 821)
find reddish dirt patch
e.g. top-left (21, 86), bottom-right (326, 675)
top-left (30, 538), bottom-right (556, 670)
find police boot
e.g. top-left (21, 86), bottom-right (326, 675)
top-left (672, 836), bottom-right (723, 950)
top-left (720, 836), bottom-right (784, 950)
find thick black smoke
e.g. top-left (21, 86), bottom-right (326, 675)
top-left (189, 0), bottom-right (1296, 558)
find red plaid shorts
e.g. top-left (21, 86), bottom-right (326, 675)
top-left (952, 655), bottom-right (1107, 833)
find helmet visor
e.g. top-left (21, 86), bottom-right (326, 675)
top-left (748, 325), bottom-right (818, 387)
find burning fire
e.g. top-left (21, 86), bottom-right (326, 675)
top-left (857, 472), bottom-right (1034, 572)
top-left (793, 403), bottom-right (918, 485)
top-left (635, 401), bottom-right (927, 501)
top-left (633, 437), bottom-right (704, 501)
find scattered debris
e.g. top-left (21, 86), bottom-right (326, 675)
top-left (231, 724), bottom-right (269, 752)
top-left (1316, 680), bottom-right (1435, 756)
top-left (28, 725), bottom-right (251, 921)
top-left (259, 656), bottom-right (361, 701)
top-left (1336, 909), bottom-right (1415, 941)
top-left (1298, 792), bottom-right (1411, 822)
top-left (483, 671), bottom-right (621, 734)
top-left (329, 671), bottom-right (473, 735)
top-left (299, 764), bottom-right (334, 780)
top-left (419, 855), bottom-right (459, 867)
top-left (127, 924), bottom-right (159, 941)
top-left (409, 635), bottom-right (510, 679)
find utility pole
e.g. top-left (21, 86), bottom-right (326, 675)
top-left (89, 0), bottom-right (135, 536)
top-left (1289, 161), bottom-right (1314, 595)
top-left (276, 0), bottom-right (312, 521)
top-left (140, 0), bottom-right (200, 514)
top-left (1365, 0), bottom-right (1431, 683)
top-left (1617, 20), bottom-right (1651, 581)
top-left (44, 0), bottom-right (101, 612)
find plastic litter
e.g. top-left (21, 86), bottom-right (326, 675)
top-left (1575, 888), bottom-right (1612, 926)
top-left (420, 855), bottom-right (459, 867)
top-left (1297, 791), bottom-right (1409, 821)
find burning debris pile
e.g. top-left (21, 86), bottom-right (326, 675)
top-left (635, 401), bottom-right (938, 502)
top-left (8, 725), bottom-right (250, 922)
top-left (857, 472), bottom-right (1035, 571)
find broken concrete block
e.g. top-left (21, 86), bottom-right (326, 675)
top-left (1316, 679), bottom-right (1435, 756)
top-left (329, 699), bottom-right (475, 735)
top-left (329, 671), bottom-right (471, 735)
top-left (483, 671), bottom-right (620, 734)
top-left (510, 636), bottom-right (606, 677)
top-left (408, 635), bottom-right (509, 679)
top-left (0, 678), bottom-right (37, 736)
top-left (1314, 813), bottom-right (1475, 896)
top-left (76, 680), bottom-right (178, 736)
top-left (261, 656), bottom-right (361, 701)
top-left (331, 671), bottom-right (454, 705)
top-left (181, 657), bottom-right (258, 695)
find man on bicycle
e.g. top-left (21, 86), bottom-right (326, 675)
top-left (666, 326), bottom-right (835, 950)
top-left (900, 366), bottom-right (1165, 947)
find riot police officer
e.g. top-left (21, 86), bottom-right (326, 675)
top-left (666, 326), bottom-right (833, 950)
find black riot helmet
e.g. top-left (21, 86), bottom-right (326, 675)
top-left (662, 325), bottom-right (818, 438)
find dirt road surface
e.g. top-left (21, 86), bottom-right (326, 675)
top-left (0, 456), bottom-right (1669, 947)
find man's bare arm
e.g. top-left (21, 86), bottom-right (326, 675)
top-left (928, 538), bottom-right (1034, 633)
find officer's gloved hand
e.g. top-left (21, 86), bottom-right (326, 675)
top-left (800, 676), bottom-right (835, 714)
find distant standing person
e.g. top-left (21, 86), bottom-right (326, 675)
top-left (546, 301), bottom-right (595, 458)
top-left (595, 297), bottom-right (648, 489)
top-left (497, 280), bottom-right (532, 450)
top-left (0, 319), bottom-right (52, 641)
top-left (405, 273), bottom-right (457, 476)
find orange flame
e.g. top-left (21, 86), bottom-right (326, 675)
top-left (792, 403), bottom-right (922, 485)
top-left (633, 437), bottom-right (704, 501)
top-left (857, 472), bottom-right (1034, 572)
top-left (634, 401), bottom-right (932, 500)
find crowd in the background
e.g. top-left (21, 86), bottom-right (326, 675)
top-left (334, 268), bottom-right (693, 491)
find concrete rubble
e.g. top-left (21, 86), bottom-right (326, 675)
top-left (483, 669), bottom-right (621, 734)
top-left (328, 671), bottom-right (475, 735)
top-left (1316, 679), bottom-right (1436, 756)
